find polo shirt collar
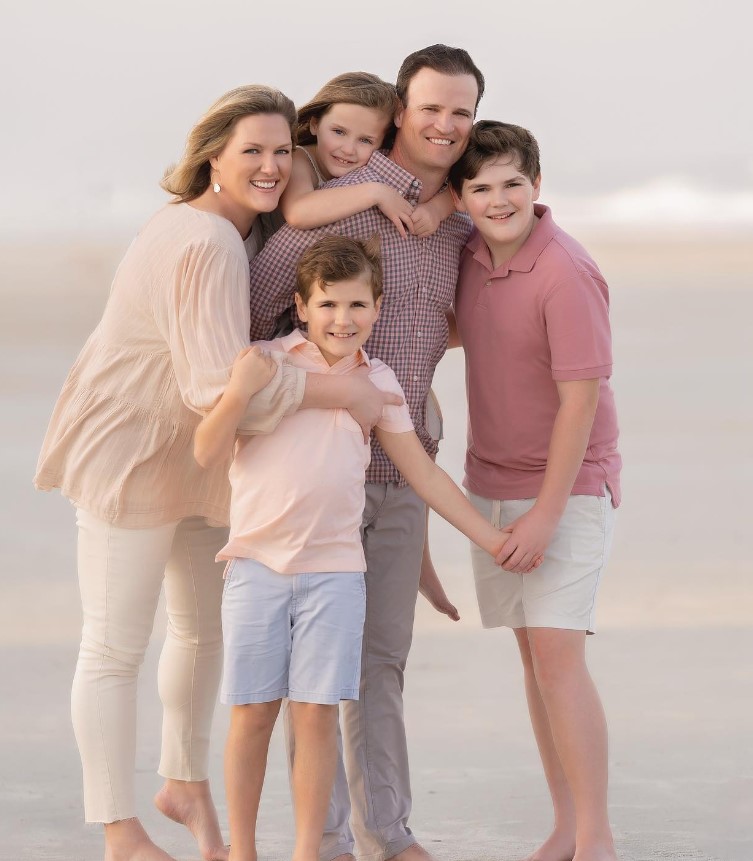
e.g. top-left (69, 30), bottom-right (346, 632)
top-left (467, 203), bottom-right (556, 276)
top-left (281, 329), bottom-right (371, 372)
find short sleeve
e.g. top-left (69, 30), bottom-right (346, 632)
top-left (369, 360), bottom-right (414, 433)
top-left (544, 271), bottom-right (613, 381)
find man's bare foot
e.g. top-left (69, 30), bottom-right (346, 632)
top-left (104, 818), bottom-right (176, 861)
top-left (154, 779), bottom-right (229, 861)
top-left (389, 844), bottom-right (438, 861)
top-left (520, 828), bottom-right (576, 861)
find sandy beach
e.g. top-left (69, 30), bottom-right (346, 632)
top-left (1, 234), bottom-right (751, 860)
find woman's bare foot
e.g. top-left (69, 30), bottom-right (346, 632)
top-left (103, 818), bottom-right (176, 861)
top-left (521, 828), bottom-right (576, 861)
top-left (154, 779), bottom-right (229, 861)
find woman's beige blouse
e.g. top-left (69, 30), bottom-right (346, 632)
top-left (34, 203), bottom-right (305, 528)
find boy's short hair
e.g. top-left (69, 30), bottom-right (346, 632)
top-left (396, 44), bottom-right (485, 111)
top-left (295, 235), bottom-right (383, 303)
top-left (449, 120), bottom-right (541, 193)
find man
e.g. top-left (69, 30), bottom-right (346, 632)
top-left (248, 45), bottom-right (484, 861)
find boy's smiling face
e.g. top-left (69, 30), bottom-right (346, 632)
top-left (295, 275), bottom-right (381, 366)
top-left (457, 155), bottom-right (541, 267)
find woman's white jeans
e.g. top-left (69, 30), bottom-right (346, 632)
top-left (72, 508), bottom-right (227, 823)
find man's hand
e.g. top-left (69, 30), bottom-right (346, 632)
top-left (419, 548), bottom-right (460, 622)
top-left (495, 505), bottom-right (559, 573)
top-left (347, 372), bottom-right (403, 442)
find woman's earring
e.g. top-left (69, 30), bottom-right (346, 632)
top-left (211, 170), bottom-right (221, 193)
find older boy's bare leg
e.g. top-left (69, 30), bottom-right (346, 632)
top-left (225, 701), bottom-right (281, 861)
top-left (526, 628), bottom-right (617, 861)
top-left (288, 702), bottom-right (339, 861)
top-left (514, 629), bottom-right (576, 861)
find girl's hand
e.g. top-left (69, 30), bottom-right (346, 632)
top-left (373, 185), bottom-right (415, 239)
top-left (226, 346), bottom-right (277, 400)
top-left (410, 202), bottom-right (442, 238)
top-left (495, 506), bottom-right (557, 573)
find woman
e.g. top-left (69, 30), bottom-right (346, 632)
top-left (35, 84), bottom-right (391, 861)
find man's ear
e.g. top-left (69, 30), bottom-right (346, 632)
top-left (450, 185), bottom-right (466, 213)
top-left (294, 292), bottom-right (307, 322)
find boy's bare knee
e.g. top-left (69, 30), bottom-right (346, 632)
top-left (231, 700), bottom-right (281, 733)
top-left (527, 629), bottom-right (587, 690)
top-left (289, 701), bottom-right (338, 726)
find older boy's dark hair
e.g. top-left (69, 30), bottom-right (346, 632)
top-left (396, 44), bottom-right (485, 111)
top-left (449, 121), bottom-right (541, 193)
top-left (295, 235), bottom-right (383, 303)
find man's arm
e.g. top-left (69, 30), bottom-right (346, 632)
top-left (496, 378), bottom-right (600, 573)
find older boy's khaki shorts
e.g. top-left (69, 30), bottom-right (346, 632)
top-left (468, 490), bottom-right (616, 633)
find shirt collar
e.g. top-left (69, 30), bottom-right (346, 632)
top-left (467, 203), bottom-right (556, 276)
top-left (281, 329), bottom-right (371, 372)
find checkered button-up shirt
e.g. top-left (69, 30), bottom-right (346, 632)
top-left (249, 151), bottom-right (473, 485)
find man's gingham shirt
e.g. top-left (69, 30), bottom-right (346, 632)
top-left (249, 151), bottom-right (473, 486)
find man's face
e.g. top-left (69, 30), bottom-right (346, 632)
top-left (394, 68), bottom-right (478, 174)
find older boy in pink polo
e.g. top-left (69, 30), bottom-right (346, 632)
top-left (449, 121), bottom-right (622, 861)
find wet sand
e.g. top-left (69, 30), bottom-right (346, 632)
top-left (1, 234), bottom-right (751, 860)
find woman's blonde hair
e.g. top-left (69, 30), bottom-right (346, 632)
top-left (296, 72), bottom-right (399, 149)
top-left (161, 85), bottom-right (297, 203)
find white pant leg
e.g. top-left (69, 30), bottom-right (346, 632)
top-left (71, 509), bottom-right (226, 823)
top-left (158, 516), bottom-right (226, 779)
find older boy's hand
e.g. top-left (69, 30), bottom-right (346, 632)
top-left (496, 506), bottom-right (558, 573)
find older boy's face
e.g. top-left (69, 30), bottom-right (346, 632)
top-left (394, 68), bottom-right (477, 174)
top-left (294, 276), bottom-right (381, 367)
top-left (458, 156), bottom-right (541, 263)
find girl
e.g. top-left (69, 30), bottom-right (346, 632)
top-left (280, 72), bottom-right (456, 238)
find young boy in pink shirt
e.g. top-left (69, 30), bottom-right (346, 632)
top-left (449, 122), bottom-right (622, 861)
top-left (193, 235), bottom-right (519, 861)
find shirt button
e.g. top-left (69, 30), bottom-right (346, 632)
top-left (417, 331), bottom-right (422, 337)
top-left (413, 375), bottom-right (419, 382)
top-left (485, 280), bottom-right (492, 287)
top-left (412, 180), bottom-right (419, 187)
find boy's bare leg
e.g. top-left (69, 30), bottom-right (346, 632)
top-left (225, 701), bottom-right (281, 861)
top-left (103, 817), bottom-right (177, 861)
top-left (154, 779), bottom-right (228, 861)
top-left (288, 702), bottom-right (339, 861)
top-left (514, 629), bottom-right (576, 861)
top-left (523, 627), bottom-right (617, 861)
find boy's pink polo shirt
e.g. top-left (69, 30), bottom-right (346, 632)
top-left (455, 204), bottom-right (621, 506)
top-left (218, 330), bottom-right (413, 573)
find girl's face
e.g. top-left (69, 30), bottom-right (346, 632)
top-left (309, 103), bottom-right (392, 179)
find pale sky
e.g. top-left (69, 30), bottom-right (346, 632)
top-left (2, 0), bottom-right (751, 235)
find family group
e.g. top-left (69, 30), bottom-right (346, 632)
top-left (35, 43), bottom-right (621, 861)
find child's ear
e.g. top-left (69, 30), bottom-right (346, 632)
top-left (309, 117), bottom-right (319, 138)
top-left (294, 292), bottom-right (307, 322)
top-left (374, 295), bottom-right (383, 319)
top-left (533, 173), bottom-right (542, 201)
top-left (450, 186), bottom-right (466, 213)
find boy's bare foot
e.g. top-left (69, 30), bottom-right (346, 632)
top-left (154, 779), bottom-right (229, 861)
top-left (390, 844), bottom-right (438, 861)
top-left (520, 829), bottom-right (575, 861)
top-left (103, 818), bottom-right (176, 861)
top-left (572, 842), bottom-right (617, 861)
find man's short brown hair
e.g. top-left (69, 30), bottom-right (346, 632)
top-left (396, 44), bottom-right (485, 111)
top-left (295, 235), bottom-right (383, 303)
top-left (449, 121), bottom-right (541, 193)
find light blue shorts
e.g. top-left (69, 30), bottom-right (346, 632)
top-left (221, 557), bottom-right (366, 705)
